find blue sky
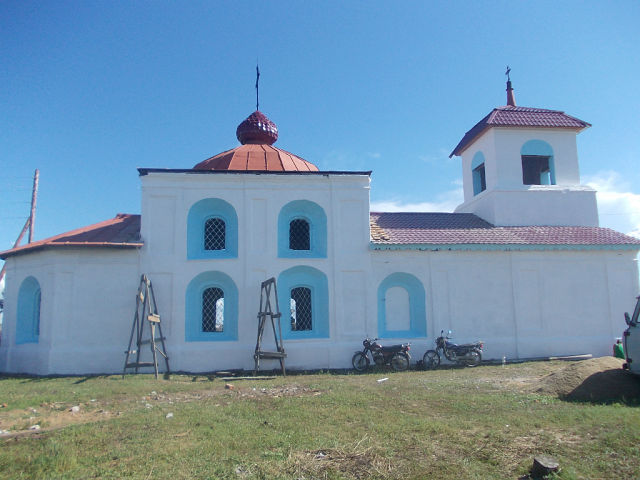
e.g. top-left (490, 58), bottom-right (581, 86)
top-left (2, 0), bottom-right (640, 260)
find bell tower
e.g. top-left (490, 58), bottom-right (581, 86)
top-left (449, 72), bottom-right (598, 227)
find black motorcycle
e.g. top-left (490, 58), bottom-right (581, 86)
top-left (352, 338), bottom-right (411, 372)
top-left (422, 330), bottom-right (483, 369)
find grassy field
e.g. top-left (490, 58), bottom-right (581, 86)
top-left (1, 362), bottom-right (639, 479)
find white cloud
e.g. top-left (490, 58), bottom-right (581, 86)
top-left (584, 171), bottom-right (640, 238)
top-left (371, 183), bottom-right (463, 213)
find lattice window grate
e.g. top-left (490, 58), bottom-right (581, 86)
top-left (289, 219), bottom-right (310, 250)
top-left (290, 287), bottom-right (312, 331)
top-left (204, 218), bottom-right (226, 250)
top-left (202, 287), bottom-right (224, 332)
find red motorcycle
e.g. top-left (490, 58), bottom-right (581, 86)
top-left (352, 338), bottom-right (411, 372)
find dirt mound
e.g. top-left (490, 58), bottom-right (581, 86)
top-left (533, 357), bottom-right (640, 402)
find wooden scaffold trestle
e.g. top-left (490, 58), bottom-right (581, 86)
top-left (254, 277), bottom-right (287, 375)
top-left (123, 274), bottom-right (170, 379)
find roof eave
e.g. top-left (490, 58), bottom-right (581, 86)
top-left (138, 168), bottom-right (372, 177)
top-left (450, 124), bottom-right (590, 158)
top-left (370, 242), bottom-right (640, 252)
top-left (0, 242), bottom-right (143, 260)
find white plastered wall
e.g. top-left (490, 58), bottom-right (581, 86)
top-left (371, 248), bottom-right (639, 361)
top-left (139, 172), bottom-right (374, 373)
top-left (1, 169), bottom-right (637, 374)
top-left (0, 248), bottom-right (140, 374)
top-left (456, 128), bottom-right (598, 227)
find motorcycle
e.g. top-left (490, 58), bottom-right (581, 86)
top-left (352, 338), bottom-right (411, 372)
top-left (422, 330), bottom-right (483, 369)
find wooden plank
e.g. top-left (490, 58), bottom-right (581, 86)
top-left (125, 362), bottom-right (156, 368)
top-left (256, 351), bottom-right (287, 359)
top-left (148, 314), bottom-right (160, 323)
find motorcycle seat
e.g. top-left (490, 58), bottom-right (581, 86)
top-left (381, 344), bottom-right (408, 353)
top-left (446, 341), bottom-right (481, 349)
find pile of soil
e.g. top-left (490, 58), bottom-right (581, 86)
top-left (532, 357), bottom-right (640, 402)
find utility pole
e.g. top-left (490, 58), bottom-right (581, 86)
top-left (0, 169), bottom-right (39, 284)
top-left (28, 169), bottom-right (39, 243)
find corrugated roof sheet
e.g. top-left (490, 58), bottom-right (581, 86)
top-left (370, 212), bottom-right (640, 248)
top-left (193, 144), bottom-right (319, 172)
top-left (0, 214), bottom-right (142, 259)
top-left (450, 106), bottom-right (591, 157)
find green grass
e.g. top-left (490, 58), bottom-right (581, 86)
top-left (1, 363), bottom-right (639, 479)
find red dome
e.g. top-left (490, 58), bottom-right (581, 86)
top-left (193, 144), bottom-right (318, 172)
top-left (193, 110), bottom-right (319, 171)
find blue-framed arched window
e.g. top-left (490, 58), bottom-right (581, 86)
top-left (521, 140), bottom-right (555, 185)
top-left (16, 276), bottom-right (41, 344)
top-left (278, 200), bottom-right (327, 258)
top-left (471, 151), bottom-right (486, 196)
top-left (277, 266), bottom-right (329, 339)
top-left (185, 271), bottom-right (238, 341)
top-left (187, 198), bottom-right (238, 259)
top-left (377, 273), bottom-right (426, 338)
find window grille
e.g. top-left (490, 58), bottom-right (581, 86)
top-left (290, 287), bottom-right (312, 331)
top-left (202, 287), bottom-right (224, 332)
top-left (204, 218), bottom-right (226, 250)
top-left (289, 219), bottom-right (310, 250)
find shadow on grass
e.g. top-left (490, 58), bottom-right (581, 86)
top-left (562, 369), bottom-right (640, 406)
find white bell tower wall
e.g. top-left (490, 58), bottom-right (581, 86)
top-left (456, 127), bottom-right (598, 227)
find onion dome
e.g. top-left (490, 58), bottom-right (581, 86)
top-left (236, 110), bottom-right (278, 145)
top-left (193, 111), bottom-right (319, 172)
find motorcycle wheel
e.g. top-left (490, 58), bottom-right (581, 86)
top-left (465, 350), bottom-right (482, 367)
top-left (352, 352), bottom-right (370, 372)
top-left (422, 350), bottom-right (440, 370)
top-left (390, 353), bottom-right (410, 372)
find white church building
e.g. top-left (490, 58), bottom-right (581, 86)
top-left (1, 80), bottom-right (639, 375)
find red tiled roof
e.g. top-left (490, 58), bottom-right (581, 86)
top-left (193, 144), bottom-right (319, 172)
top-left (370, 212), bottom-right (640, 248)
top-left (450, 106), bottom-right (591, 157)
top-left (0, 214), bottom-right (142, 259)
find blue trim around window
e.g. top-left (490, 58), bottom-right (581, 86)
top-left (278, 200), bottom-right (327, 258)
top-left (521, 139), bottom-right (556, 185)
top-left (471, 151), bottom-right (486, 196)
top-left (187, 198), bottom-right (238, 259)
top-left (185, 271), bottom-right (238, 341)
top-left (377, 273), bottom-right (426, 339)
top-left (277, 266), bottom-right (329, 339)
top-left (16, 276), bottom-right (41, 344)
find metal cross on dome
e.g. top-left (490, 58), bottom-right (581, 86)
top-left (505, 66), bottom-right (511, 82)
top-left (255, 64), bottom-right (260, 111)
